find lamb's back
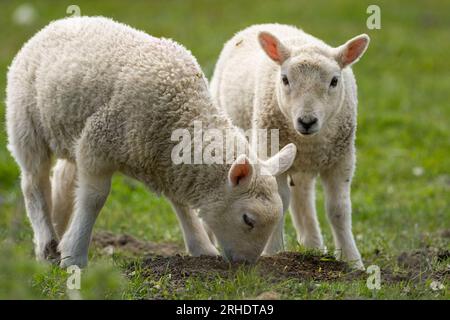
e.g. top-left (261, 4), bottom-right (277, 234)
top-left (7, 17), bottom-right (206, 159)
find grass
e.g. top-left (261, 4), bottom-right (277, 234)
top-left (0, 0), bottom-right (449, 299)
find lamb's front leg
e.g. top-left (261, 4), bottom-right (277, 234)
top-left (171, 201), bottom-right (219, 257)
top-left (320, 152), bottom-right (364, 270)
top-left (264, 173), bottom-right (289, 254)
top-left (290, 172), bottom-right (324, 249)
top-left (59, 168), bottom-right (112, 268)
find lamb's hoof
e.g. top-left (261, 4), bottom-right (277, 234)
top-left (262, 240), bottom-right (285, 256)
top-left (333, 249), bottom-right (364, 270)
top-left (44, 239), bottom-right (61, 263)
top-left (262, 247), bottom-right (284, 256)
top-left (341, 255), bottom-right (365, 270)
top-left (189, 245), bottom-right (220, 257)
top-left (59, 254), bottom-right (88, 269)
top-left (349, 259), bottom-right (365, 271)
top-left (36, 239), bottom-right (61, 265)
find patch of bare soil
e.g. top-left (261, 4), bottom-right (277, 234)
top-left (396, 248), bottom-right (449, 283)
top-left (92, 231), bottom-right (352, 282)
top-left (92, 231), bottom-right (181, 256)
top-left (131, 251), bottom-right (359, 286)
top-left (93, 231), bottom-right (448, 287)
top-left (439, 229), bottom-right (450, 239)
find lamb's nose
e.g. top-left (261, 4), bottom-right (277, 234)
top-left (297, 117), bottom-right (318, 130)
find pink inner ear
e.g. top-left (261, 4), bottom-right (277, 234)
top-left (342, 38), bottom-right (368, 66)
top-left (230, 161), bottom-right (250, 186)
top-left (260, 33), bottom-right (281, 62)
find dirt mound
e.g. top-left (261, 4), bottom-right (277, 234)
top-left (92, 231), bottom-right (349, 281)
top-left (92, 231), bottom-right (354, 283)
top-left (94, 231), bottom-right (448, 287)
top-left (133, 251), bottom-right (357, 284)
top-left (397, 248), bottom-right (449, 269)
top-left (396, 248), bottom-right (449, 282)
top-left (92, 231), bottom-right (181, 256)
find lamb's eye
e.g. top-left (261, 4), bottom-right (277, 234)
top-left (330, 76), bottom-right (338, 88)
top-left (281, 75), bottom-right (289, 86)
top-left (243, 213), bottom-right (255, 229)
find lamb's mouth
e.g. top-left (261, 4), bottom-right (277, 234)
top-left (297, 128), bottom-right (319, 136)
top-left (223, 248), bottom-right (258, 264)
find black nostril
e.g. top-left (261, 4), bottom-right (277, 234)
top-left (298, 117), bottom-right (318, 129)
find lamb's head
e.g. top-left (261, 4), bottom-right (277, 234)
top-left (258, 31), bottom-right (370, 136)
top-left (200, 143), bottom-right (296, 263)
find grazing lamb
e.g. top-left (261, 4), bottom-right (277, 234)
top-left (6, 17), bottom-right (297, 268)
top-left (210, 24), bottom-right (370, 269)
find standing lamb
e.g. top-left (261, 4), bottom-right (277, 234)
top-left (210, 24), bottom-right (370, 269)
top-left (6, 17), bottom-right (297, 268)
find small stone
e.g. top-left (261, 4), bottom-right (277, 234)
top-left (102, 245), bottom-right (114, 256)
top-left (255, 291), bottom-right (280, 300)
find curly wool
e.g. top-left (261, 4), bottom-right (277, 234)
top-left (211, 23), bottom-right (358, 173)
top-left (6, 16), bottom-right (245, 207)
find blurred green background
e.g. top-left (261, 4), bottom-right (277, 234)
top-left (0, 0), bottom-right (448, 299)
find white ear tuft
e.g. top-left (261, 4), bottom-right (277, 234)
top-left (336, 34), bottom-right (370, 68)
top-left (258, 31), bottom-right (290, 65)
top-left (264, 143), bottom-right (297, 176)
top-left (228, 155), bottom-right (253, 187)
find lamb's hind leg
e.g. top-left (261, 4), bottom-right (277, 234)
top-left (21, 162), bottom-right (60, 262)
top-left (51, 159), bottom-right (77, 239)
top-left (7, 128), bottom-right (59, 262)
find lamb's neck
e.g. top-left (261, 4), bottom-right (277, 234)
top-left (172, 101), bottom-right (251, 209)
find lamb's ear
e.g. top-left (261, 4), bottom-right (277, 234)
top-left (258, 32), bottom-right (290, 65)
top-left (264, 143), bottom-right (297, 176)
top-left (335, 34), bottom-right (370, 68)
top-left (228, 155), bottom-right (254, 187)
